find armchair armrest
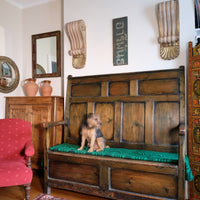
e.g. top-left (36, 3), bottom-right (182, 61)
top-left (24, 140), bottom-right (35, 157)
top-left (24, 140), bottom-right (34, 169)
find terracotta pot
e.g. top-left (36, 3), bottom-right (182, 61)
top-left (0, 78), bottom-right (7, 87)
top-left (40, 80), bottom-right (52, 96)
top-left (23, 78), bottom-right (38, 96)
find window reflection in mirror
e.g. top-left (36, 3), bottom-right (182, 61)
top-left (0, 56), bottom-right (19, 93)
top-left (0, 62), bottom-right (15, 87)
top-left (32, 31), bottom-right (61, 78)
top-left (2, 62), bottom-right (12, 77)
top-left (36, 36), bottom-right (57, 74)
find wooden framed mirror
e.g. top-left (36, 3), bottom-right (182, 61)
top-left (0, 56), bottom-right (20, 93)
top-left (32, 31), bottom-right (61, 78)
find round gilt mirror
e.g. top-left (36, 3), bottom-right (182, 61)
top-left (0, 56), bottom-right (20, 93)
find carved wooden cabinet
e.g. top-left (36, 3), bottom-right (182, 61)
top-left (5, 96), bottom-right (64, 169)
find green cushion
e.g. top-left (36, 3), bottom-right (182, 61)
top-left (50, 143), bottom-right (193, 181)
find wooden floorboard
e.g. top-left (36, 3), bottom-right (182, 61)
top-left (0, 170), bottom-right (109, 200)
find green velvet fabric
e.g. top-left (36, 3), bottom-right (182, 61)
top-left (50, 143), bottom-right (193, 181)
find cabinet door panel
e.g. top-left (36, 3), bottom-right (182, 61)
top-left (7, 105), bottom-right (29, 120)
top-left (31, 105), bottom-right (52, 169)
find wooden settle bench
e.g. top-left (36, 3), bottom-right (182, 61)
top-left (43, 67), bottom-right (193, 200)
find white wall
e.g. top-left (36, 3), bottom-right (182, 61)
top-left (0, 0), bottom-right (23, 118)
top-left (63, 0), bottom-right (195, 95)
top-left (64, 0), bottom-right (195, 75)
top-left (22, 0), bottom-right (62, 96)
top-left (63, 0), bottom-right (195, 130)
top-left (0, 0), bottom-right (62, 118)
top-left (0, 0), bottom-right (196, 118)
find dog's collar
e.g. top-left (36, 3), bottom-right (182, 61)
top-left (87, 126), bottom-right (96, 130)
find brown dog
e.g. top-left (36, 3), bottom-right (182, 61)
top-left (77, 113), bottom-right (107, 152)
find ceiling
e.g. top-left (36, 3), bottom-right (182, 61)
top-left (5, 0), bottom-right (55, 9)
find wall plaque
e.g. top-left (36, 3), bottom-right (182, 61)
top-left (113, 16), bottom-right (128, 66)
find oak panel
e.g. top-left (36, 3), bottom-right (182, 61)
top-left (139, 79), bottom-right (179, 95)
top-left (49, 160), bottom-right (99, 186)
top-left (154, 102), bottom-right (179, 145)
top-left (95, 103), bottom-right (114, 140)
top-left (111, 168), bottom-right (177, 198)
top-left (71, 83), bottom-right (101, 97)
top-left (122, 103), bottom-right (145, 143)
top-left (69, 103), bottom-right (87, 139)
top-left (109, 81), bottom-right (129, 96)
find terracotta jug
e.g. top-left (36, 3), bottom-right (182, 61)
top-left (40, 80), bottom-right (52, 96)
top-left (23, 78), bottom-right (38, 96)
top-left (0, 78), bottom-right (7, 87)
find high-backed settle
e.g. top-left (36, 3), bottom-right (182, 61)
top-left (43, 67), bottom-right (191, 200)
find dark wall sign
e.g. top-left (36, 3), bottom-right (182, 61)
top-left (113, 16), bottom-right (128, 66)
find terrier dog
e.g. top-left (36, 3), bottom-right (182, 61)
top-left (77, 113), bottom-right (107, 152)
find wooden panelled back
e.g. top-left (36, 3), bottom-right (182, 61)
top-left (65, 67), bottom-right (185, 153)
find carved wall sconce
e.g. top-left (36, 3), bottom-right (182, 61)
top-left (66, 20), bottom-right (86, 69)
top-left (157, 0), bottom-right (179, 60)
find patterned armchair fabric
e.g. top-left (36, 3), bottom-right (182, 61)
top-left (0, 119), bottom-right (34, 199)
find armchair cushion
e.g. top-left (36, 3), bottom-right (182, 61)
top-left (0, 160), bottom-right (33, 187)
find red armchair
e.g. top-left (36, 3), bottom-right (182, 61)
top-left (0, 118), bottom-right (35, 200)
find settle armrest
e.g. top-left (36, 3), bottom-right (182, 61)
top-left (43, 119), bottom-right (69, 156)
top-left (178, 123), bottom-right (186, 160)
top-left (178, 123), bottom-right (186, 198)
top-left (178, 123), bottom-right (186, 159)
top-left (179, 123), bottom-right (186, 136)
top-left (43, 119), bottom-right (69, 186)
top-left (42, 120), bottom-right (68, 129)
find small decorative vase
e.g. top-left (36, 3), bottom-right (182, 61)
top-left (40, 80), bottom-right (52, 96)
top-left (0, 78), bottom-right (7, 87)
top-left (23, 78), bottom-right (38, 96)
